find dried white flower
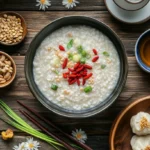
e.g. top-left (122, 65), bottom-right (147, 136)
top-left (36, 0), bottom-right (51, 11)
top-left (24, 138), bottom-right (40, 150)
top-left (62, 0), bottom-right (79, 9)
top-left (72, 129), bottom-right (87, 143)
top-left (13, 142), bottom-right (25, 150)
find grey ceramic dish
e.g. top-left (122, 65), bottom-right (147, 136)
top-left (25, 16), bottom-right (128, 118)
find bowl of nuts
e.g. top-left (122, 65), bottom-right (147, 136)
top-left (0, 11), bottom-right (27, 46)
top-left (0, 51), bottom-right (16, 88)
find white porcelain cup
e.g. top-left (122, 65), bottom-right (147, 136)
top-left (113, 0), bottom-right (149, 11)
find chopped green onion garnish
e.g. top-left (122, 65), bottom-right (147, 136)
top-left (51, 84), bottom-right (58, 91)
top-left (68, 53), bottom-right (73, 60)
top-left (77, 45), bottom-right (84, 53)
top-left (81, 50), bottom-right (87, 57)
top-left (101, 64), bottom-right (106, 69)
top-left (67, 39), bottom-right (73, 49)
top-left (53, 70), bottom-right (59, 75)
top-left (103, 51), bottom-right (110, 57)
top-left (84, 86), bottom-right (92, 93)
top-left (80, 57), bottom-right (86, 64)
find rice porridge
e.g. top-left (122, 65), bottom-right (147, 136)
top-left (33, 26), bottom-right (120, 111)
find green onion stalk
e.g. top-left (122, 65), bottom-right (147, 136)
top-left (0, 100), bottom-right (63, 150)
top-left (0, 100), bottom-right (84, 150)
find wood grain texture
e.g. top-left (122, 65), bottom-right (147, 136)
top-left (0, 0), bottom-right (105, 11)
top-left (0, 8), bottom-right (149, 150)
top-left (0, 11), bottom-right (149, 56)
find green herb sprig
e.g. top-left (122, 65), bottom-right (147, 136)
top-left (67, 39), bottom-right (74, 49)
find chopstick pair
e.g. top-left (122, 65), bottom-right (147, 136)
top-left (17, 101), bottom-right (92, 150)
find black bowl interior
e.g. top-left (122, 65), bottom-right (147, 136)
top-left (25, 16), bottom-right (128, 118)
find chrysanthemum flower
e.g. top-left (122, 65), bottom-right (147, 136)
top-left (72, 129), bottom-right (87, 143)
top-left (62, 0), bottom-right (79, 9)
top-left (24, 138), bottom-right (40, 150)
top-left (36, 0), bottom-right (51, 11)
top-left (13, 142), bottom-right (25, 150)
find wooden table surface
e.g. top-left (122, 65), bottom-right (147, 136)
top-left (0, 0), bottom-right (150, 149)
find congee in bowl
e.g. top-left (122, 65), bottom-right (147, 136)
top-left (25, 16), bottom-right (128, 118)
top-left (33, 26), bottom-right (120, 111)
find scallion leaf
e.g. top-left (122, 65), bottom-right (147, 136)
top-left (77, 45), bottom-right (84, 53)
top-left (68, 53), bottom-right (73, 60)
top-left (53, 70), bottom-right (59, 75)
top-left (51, 84), bottom-right (58, 91)
top-left (103, 51), bottom-right (110, 57)
top-left (80, 57), bottom-right (86, 64)
top-left (81, 50), bottom-right (87, 57)
top-left (84, 86), bottom-right (92, 93)
top-left (101, 64), bottom-right (106, 69)
top-left (67, 39), bottom-right (73, 49)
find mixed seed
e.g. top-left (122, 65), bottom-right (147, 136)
top-left (0, 14), bottom-right (23, 44)
top-left (0, 54), bottom-right (14, 84)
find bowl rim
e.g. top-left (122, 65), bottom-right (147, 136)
top-left (0, 51), bottom-right (16, 88)
top-left (135, 29), bottom-right (150, 73)
top-left (113, 0), bottom-right (149, 11)
top-left (109, 95), bottom-right (150, 150)
top-left (25, 16), bottom-right (128, 118)
top-left (0, 11), bottom-right (27, 46)
top-left (125, 0), bottom-right (145, 4)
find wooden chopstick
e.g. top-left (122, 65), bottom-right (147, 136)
top-left (19, 110), bottom-right (75, 150)
top-left (17, 101), bottom-right (93, 150)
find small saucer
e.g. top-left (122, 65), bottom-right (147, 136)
top-left (104, 0), bottom-right (150, 24)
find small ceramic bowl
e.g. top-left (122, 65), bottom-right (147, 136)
top-left (0, 51), bottom-right (16, 88)
top-left (113, 0), bottom-right (149, 11)
top-left (135, 29), bottom-right (150, 73)
top-left (0, 11), bottom-right (27, 46)
top-left (110, 95), bottom-right (150, 150)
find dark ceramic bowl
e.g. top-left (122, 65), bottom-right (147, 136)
top-left (25, 16), bottom-right (128, 118)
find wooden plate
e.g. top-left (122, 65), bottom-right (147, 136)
top-left (110, 96), bottom-right (150, 150)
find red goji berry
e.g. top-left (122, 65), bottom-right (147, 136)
top-left (69, 74), bottom-right (77, 78)
top-left (92, 56), bottom-right (99, 62)
top-left (63, 73), bottom-right (68, 78)
top-left (84, 73), bottom-right (93, 80)
top-left (82, 79), bottom-right (86, 85)
top-left (59, 45), bottom-right (65, 51)
top-left (74, 62), bottom-right (80, 70)
top-left (68, 68), bottom-right (74, 72)
top-left (69, 79), bottom-right (77, 85)
top-left (93, 49), bottom-right (98, 55)
top-left (76, 66), bottom-right (84, 73)
top-left (77, 79), bottom-right (80, 86)
top-left (84, 64), bottom-right (92, 70)
top-left (62, 58), bottom-right (68, 69)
